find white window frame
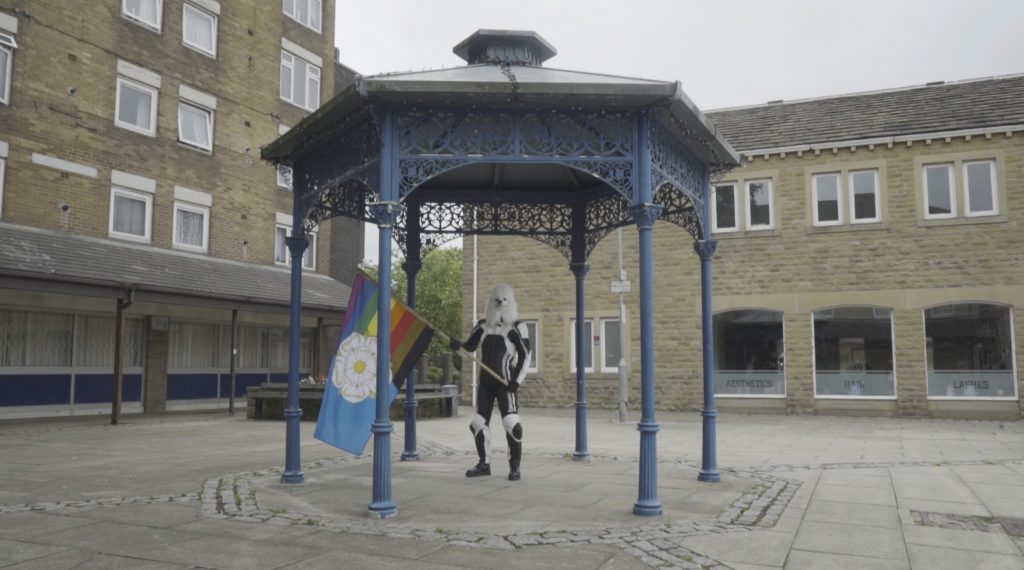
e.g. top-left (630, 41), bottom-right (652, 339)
top-left (277, 164), bottom-right (293, 190)
top-left (182, 2), bottom-right (217, 58)
top-left (115, 77), bottom-right (158, 137)
top-left (274, 224), bottom-right (289, 266)
top-left (280, 50), bottom-right (321, 111)
top-left (0, 31), bottom-right (16, 106)
top-left (811, 173), bottom-right (842, 227)
top-left (962, 159), bottom-right (998, 217)
top-left (744, 179), bottom-right (774, 230)
top-left (569, 318), bottom-right (595, 374)
top-left (122, 0), bottom-right (163, 32)
top-left (599, 318), bottom-right (622, 374)
top-left (283, 0), bottom-right (322, 33)
top-left (923, 163), bottom-right (956, 220)
top-left (303, 231), bottom-right (316, 270)
top-left (0, 154), bottom-right (5, 218)
top-left (848, 170), bottom-right (881, 224)
top-left (172, 201), bottom-right (210, 253)
top-left (108, 186), bottom-right (153, 243)
top-left (521, 319), bottom-right (539, 373)
top-left (177, 100), bottom-right (214, 153)
top-left (711, 183), bottom-right (738, 233)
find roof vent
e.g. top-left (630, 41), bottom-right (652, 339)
top-left (453, 29), bottom-right (557, 66)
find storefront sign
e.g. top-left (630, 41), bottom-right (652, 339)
top-left (715, 370), bottom-right (785, 396)
top-left (815, 371), bottom-right (894, 397)
top-left (927, 371), bottom-right (1016, 398)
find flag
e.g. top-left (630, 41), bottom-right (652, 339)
top-left (314, 272), bottom-right (433, 455)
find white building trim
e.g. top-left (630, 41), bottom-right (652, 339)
top-left (32, 153), bottom-right (98, 178)
top-left (111, 169), bottom-right (156, 193)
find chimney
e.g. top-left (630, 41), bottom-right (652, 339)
top-left (453, 29), bottom-right (557, 66)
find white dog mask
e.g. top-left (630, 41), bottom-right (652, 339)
top-left (485, 284), bottom-right (518, 326)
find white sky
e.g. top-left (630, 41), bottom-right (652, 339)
top-left (337, 0), bottom-right (1024, 264)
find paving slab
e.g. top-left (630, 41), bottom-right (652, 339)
top-left (906, 544), bottom-right (1024, 570)
top-left (791, 520), bottom-right (908, 561)
top-left (676, 530), bottom-right (794, 567)
top-left (901, 524), bottom-right (1021, 555)
top-left (784, 549), bottom-right (909, 570)
top-left (812, 483), bottom-right (896, 507)
top-left (804, 500), bottom-right (900, 528)
top-left (1, 549), bottom-right (191, 569)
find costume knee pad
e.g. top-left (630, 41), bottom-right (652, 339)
top-left (502, 414), bottom-right (522, 443)
top-left (470, 413), bottom-right (488, 435)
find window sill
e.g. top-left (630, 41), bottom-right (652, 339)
top-left (108, 232), bottom-right (152, 244)
top-left (712, 227), bottom-right (780, 240)
top-left (183, 42), bottom-right (217, 59)
top-left (806, 221), bottom-right (889, 235)
top-left (177, 141), bottom-right (213, 155)
top-left (122, 15), bottom-right (162, 34)
top-left (918, 214), bottom-right (1007, 228)
top-left (280, 98), bottom-right (317, 113)
top-left (115, 122), bottom-right (157, 138)
top-left (172, 244), bottom-right (208, 254)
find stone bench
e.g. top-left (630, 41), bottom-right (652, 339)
top-left (245, 382), bottom-right (460, 421)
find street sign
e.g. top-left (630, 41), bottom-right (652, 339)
top-left (611, 280), bottom-right (631, 293)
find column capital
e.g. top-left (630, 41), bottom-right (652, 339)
top-left (628, 203), bottom-right (663, 229)
top-left (693, 239), bottom-right (718, 261)
top-left (368, 201), bottom-right (404, 228)
top-left (569, 262), bottom-right (590, 279)
top-left (285, 235), bottom-right (309, 256)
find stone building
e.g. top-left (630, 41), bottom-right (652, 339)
top-left (0, 0), bottom-right (360, 418)
top-left (464, 75), bottom-right (1024, 420)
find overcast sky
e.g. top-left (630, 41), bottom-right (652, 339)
top-left (337, 0), bottom-right (1024, 264)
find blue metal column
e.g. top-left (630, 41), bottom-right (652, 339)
top-left (367, 109), bottom-right (400, 518)
top-left (281, 170), bottom-right (309, 484)
top-left (571, 261), bottom-right (590, 461)
top-left (401, 207), bottom-right (422, 461)
top-left (694, 239), bottom-right (720, 482)
top-left (630, 113), bottom-right (663, 516)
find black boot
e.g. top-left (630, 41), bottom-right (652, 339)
top-left (507, 429), bottom-right (522, 481)
top-left (466, 462), bottom-right (491, 477)
top-left (508, 459), bottom-right (521, 481)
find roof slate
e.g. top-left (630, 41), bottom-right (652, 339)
top-left (0, 223), bottom-right (350, 311)
top-left (705, 75), bottom-right (1024, 151)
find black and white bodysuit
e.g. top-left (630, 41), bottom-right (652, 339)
top-left (458, 318), bottom-right (531, 470)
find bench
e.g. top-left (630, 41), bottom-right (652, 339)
top-left (246, 381), bottom-right (460, 421)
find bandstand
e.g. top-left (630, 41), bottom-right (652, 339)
top-left (261, 29), bottom-right (740, 518)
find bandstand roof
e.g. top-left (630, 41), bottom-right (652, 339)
top-left (261, 29), bottom-right (740, 261)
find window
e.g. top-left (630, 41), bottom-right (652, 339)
top-left (275, 218), bottom-right (317, 270)
top-left (0, 30), bottom-right (16, 106)
top-left (813, 307), bottom-right (895, 398)
top-left (280, 50), bottom-right (321, 111)
top-left (745, 179), bottom-right (773, 230)
top-left (109, 186), bottom-right (152, 242)
top-left (182, 3), bottom-right (216, 57)
top-left (713, 310), bottom-right (786, 396)
top-left (963, 160), bottom-right (997, 217)
top-left (277, 164), bottom-right (293, 190)
top-left (169, 322), bottom-right (229, 368)
top-left (600, 318), bottom-right (622, 373)
top-left (569, 318), bottom-right (594, 373)
top-left (521, 320), bottom-right (538, 373)
top-left (122, 0), bottom-right (162, 32)
top-left (0, 154), bottom-right (5, 217)
top-left (75, 315), bottom-right (144, 368)
top-left (178, 101), bottom-right (213, 152)
top-left (237, 325), bottom-right (313, 370)
top-left (923, 164), bottom-right (955, 219)
top-left (925, 303), bottom-right (1016, 398)
top-left (849, 170), bottom-right (880, 223)
top-left (173, 202), bottom-right (209, 252)
top-left (115, 77), bottom-right (158, 136)
top-left (812, 173), bottom-right (841, 226)
top-left (0, 310), bottom-right (73, 367)
top-left (712, 183), bottom-right (737, 232)
top-left (283, 0), bottom-right (322, 33)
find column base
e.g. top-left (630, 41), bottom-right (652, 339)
top-left (400, 452), bottom-right (421, 461)
top-left (280, 471), bottom-right (305, 484)
top-left (632, 501), bottom-right (663, 516)
top-left (367, 503), bottom-right (397, 518)
top-left (571, 452), bottom-right (590, 462)
top-left (697, 470), bottom-right (720, 483)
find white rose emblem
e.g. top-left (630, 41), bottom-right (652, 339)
top-left (332, 333), bottom-right (378, 403)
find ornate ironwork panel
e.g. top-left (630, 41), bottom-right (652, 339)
top-left (582, 193), bottom-right (633, 259)
top-left (654, 183), bottom-right (701, 240)
top-left (648, 122), bottom-right (709, 234)
top-left (397, 111), bottom-right (516, 156)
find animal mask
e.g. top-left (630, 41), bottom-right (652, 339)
top-left (485, 284), bottom-right (518, 326)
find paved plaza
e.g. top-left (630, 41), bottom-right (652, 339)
top-left (1, 408), bottom-right (1024, 569)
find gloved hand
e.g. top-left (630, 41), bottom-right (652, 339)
top-left (449, 338), bottom-right (462, 351)
top-left (507, 380), bottom-right (519, 393)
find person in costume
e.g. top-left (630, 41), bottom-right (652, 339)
top-left (450, 284), bottom-right (532, 480)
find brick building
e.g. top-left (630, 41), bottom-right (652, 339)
top-left (464, 75), bottom-right (1024, 420)
top-left (0, 0), bottom-right (361, 418)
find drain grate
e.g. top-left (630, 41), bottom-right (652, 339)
top-left (911, 510), bottom-right (1024, 537)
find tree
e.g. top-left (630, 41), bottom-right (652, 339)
top-left (360, 248), bottom-right (463, 376)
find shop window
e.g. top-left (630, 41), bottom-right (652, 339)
top-left (813, 307), bottom-right (895, 397)
top-left (0, 310), bottom-right (73, 367)
top-left (925, 303), bottom-right (1016, 398)
top-left (713, 310), bottom-right (785, 396)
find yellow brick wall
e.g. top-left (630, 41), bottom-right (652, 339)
top-left (464, 134), bottom-right (1024, 419)
top-left (0, 0), bottom-right (338, 271)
